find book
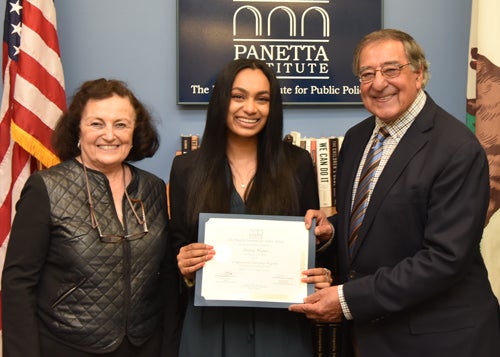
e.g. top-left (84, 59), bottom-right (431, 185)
top-left (180, 134), bottom-right (200, 154)
top-left (181, 134), bottom-right (192, 154)
top-left (316, 137), bottom-right (332, 207)
top-left (306, 138), bottom-right (317, 168)
top-left (191, 134), bottom-right (199, 150)
top-left (337, 136), bottom-right (344, 150)
top-left (290, 130), bottom-right (301, 146)
top-left (329, 137), bottom-right (339, 207)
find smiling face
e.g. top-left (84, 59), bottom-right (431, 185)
top-left (79, 94), bottom-right (136, 173)
top-left (226, 68), bottom-right (270, 140)
top-left (359, 39), bottom-right (423, 124)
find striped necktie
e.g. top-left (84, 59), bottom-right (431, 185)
top-left (348, 127), bottom-right (390, 255)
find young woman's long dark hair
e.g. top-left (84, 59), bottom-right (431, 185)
top-left (186, 59), bottom-right (299, 224)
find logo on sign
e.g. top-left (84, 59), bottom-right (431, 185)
top-left (232, 1), bottom-right (331, 80)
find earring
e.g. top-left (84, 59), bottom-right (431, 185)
top-left (77, 140), bottom-right (81, 149)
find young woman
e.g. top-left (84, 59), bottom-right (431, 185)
top-left (169, 59), bottom-right (332, 356)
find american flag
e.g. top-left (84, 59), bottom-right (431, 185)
top-left (0, 0), bottom-right (65, 332)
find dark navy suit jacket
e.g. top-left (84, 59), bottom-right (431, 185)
top-left (330, 94), bottom-right (500, 357)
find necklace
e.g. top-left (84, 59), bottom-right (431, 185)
top-left (239, 176), bottom-right (255, 189)
top-left (228, 161), bottom-right (256, 190)
top-left (234, 173), bottom-right (255, 189)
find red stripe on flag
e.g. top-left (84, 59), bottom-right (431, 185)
top-left (0, 107), bottom-right (11, 163)
top-left (0, 143), bottom-right (30, 240)
top-left (17, 52), bottom-right (66, 111)
top-left (0, 59), bottom-right (16, 169)
top-left (2, 42), bottom-right (8, 76)
top-left (0, 192), bottom-right (13, 248)
top-left (22, 1), bottom-right (62, 56)
top-left (12, 101), bottom-right (56, 144)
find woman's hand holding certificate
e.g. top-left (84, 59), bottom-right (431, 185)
top-left (194, 214), bottom-right (316, 308)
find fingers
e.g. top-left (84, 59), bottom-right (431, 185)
top-left (302, 267), bottom-right (333, 287)
top-left (288, 304), bottom-right (307, 314)
top-left (317, 268), bottom-right (333, 290)
top-left (288, 286), bottom-right (343, 322)
top-left (304, 209), bottom-right (333, 243)
top-left (323, 268), bottom-right (332, 282)
top-left (289, 300), bottom-right (323, 320)
top-left (314, 221), bottom-right (333, 244)
top-left (177, 243), bottom-right (215, 278)
top-left (304, 209), bottom-right (327, 229)
top-left (305, 209), bottom-right (333, 244)
top-left (314, 224), bottom-right (332, 237)
top-left (180, 243), bottom-right (214, 256)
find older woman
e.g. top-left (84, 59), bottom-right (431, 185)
top-left (2, 79), bottom-right (181, 357)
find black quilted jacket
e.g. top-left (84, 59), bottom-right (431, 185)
top-left (2, 159), bottom-right (173, 354)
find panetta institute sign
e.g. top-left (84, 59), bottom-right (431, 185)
top-left (177, 0), bottom-right (382, 105)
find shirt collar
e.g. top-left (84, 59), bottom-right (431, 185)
top-left (374, 90), bottom-right (426, 140)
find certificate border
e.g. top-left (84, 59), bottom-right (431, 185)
top-left (195, 213), bottom-right (316, 308)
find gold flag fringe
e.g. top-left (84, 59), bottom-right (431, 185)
top-left (11, 121), bottom-right (61, 169)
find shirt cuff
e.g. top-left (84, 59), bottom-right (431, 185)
top-left (338, 284), bottom-right (353, 320)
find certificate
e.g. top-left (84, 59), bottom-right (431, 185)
top-left (195, 213), bottom-right (315, 308)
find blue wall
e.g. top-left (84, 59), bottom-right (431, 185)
top-left (1, 0), bottom-right (472, 181)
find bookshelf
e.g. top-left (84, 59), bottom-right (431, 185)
top-left (285, 131), bottom-right (344, 210)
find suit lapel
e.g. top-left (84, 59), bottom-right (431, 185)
top-left (349, 96), bottom-right (437, 262)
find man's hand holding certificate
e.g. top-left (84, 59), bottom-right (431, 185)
top-left (195, 213), bottom-right (316, 308)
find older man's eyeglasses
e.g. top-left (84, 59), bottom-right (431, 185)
top-left (358, 63), bottom-right (411, 83)
top-left (83, 162), bottom-right (148, 243)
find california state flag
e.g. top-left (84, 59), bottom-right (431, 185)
top-left (466, 0), bottom-right (500, 301)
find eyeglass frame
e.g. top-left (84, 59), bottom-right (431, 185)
top-left (358, 62), bottom-right (411, 83)
top-left (82, 161), bottom-right (149, 243)
top-left (89, 196), bottom-right (148, 243)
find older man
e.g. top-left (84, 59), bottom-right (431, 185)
top-left (290, 29), bottom-right (500, 357)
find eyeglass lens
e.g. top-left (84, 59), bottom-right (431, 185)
top-left (359, 63), bottom-right (410, 83)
